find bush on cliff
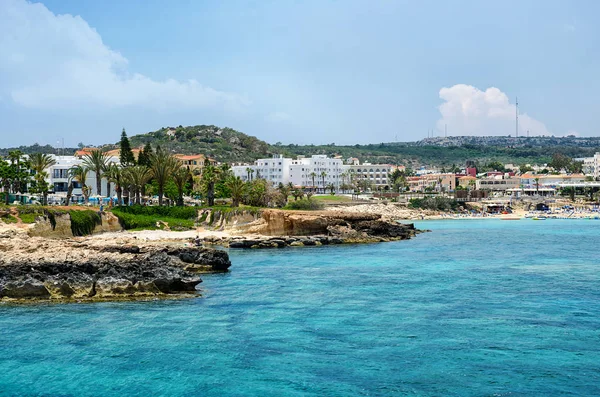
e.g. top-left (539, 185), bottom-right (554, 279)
top-left (284, 198), bottom-right (324, 211)
top-left (112, 205), bottom-right (197, 230)
top-left (70, 210), bottom-right (102, 236)
top-left (409, 197), bottom-right (459, 212)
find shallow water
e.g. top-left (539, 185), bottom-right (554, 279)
top-left (1, 219), bottom-right (599, 396)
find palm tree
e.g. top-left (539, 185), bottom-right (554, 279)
top-left (8, 150), bottom-right (23, 193)
top-left (69, 165), bottom-right (89, 204)
top-left (292, 188), bottom-right (304, 201)
top-left (0, 160), bottom-right (11, 205)
top-left (172, 166), bottom-right (191, 206)
top-left (149, 147), bottom-right (179, 206)
top-left (226, 176), bottom-right (246, 207)
top-left (29, 153), bottom-right (56, 205)
top-left (320, 171), bottom-right (327, 194)
top-left (340, 171), bottom-right (348, 193)
top-left (123, 165), bottom-right (151, 205)
top-left (277, 182), bottom-right (291, 206)
top-left (534, 177), bottom-right (540, 195)
top-left (105, 163), bottom-right (124, 205)
top-left (201, 164), bottom-right (219, 206)
top-left (327, 183), bottom-right (336, 195)
top-left (82, 150), bottom-right (108, 197)
top-left (309, 172), bottom-right (317, 193)
top-left (246, 167), bottom-right (254, 181)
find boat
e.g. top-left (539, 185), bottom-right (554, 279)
top-left (532, 216), bottom-right (547, 221)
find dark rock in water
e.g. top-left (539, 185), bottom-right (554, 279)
top-left (353, 220), bottom-right (416, 239)
top-left (0, 245), bottom-right (231, 302)
top-left (99, 245), bottom-right (141, 254)
top-left (1, 278), bottom-right (50, 299)
top-left (167, 247), bottom-right (231, 272)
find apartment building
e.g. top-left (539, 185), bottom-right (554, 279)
top-left (476, 176), bottom-right (520, 192)
top-left (575, 152), bottom-right (600, 179)
top-left (347, 164), bottom-right (398, 189)
top-left (407, 173), bottom-right (456, 192)
top-left (232, 155), bottom-right (346, 190)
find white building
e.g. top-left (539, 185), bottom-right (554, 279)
top-left (575, 152), bottom-right (600, 179)
top-left (233, 155), bottom-right (347, 191)
top-left (347, 164), bottom-right (397, 189)
top-left (232, 155), bottom-right (401, 192)
top-left (476, 176), bottom-right (520, 192)
top-left (45, 155), bottom-right (119, 200)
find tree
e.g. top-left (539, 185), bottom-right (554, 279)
top-left (548, 153), bottom-right (572, 172)
top-left (389, 169), bottom-right (407, 193)
top-left (246, 167), bottom-right (254, 181)
top-left (226, 176), bottom-right (246, 207)
top-left (215, 163), bottom-right (233, 199)
top-left (340, 172), bottom-right (348, 193)
top-left (149, 147), bottom-right (179, 206)
top-left (310, 172), bottom-right (317, 193)
top-left (8, 150), bottom-right (24, 193)
top-left (519, 164), bottom-right (534, 174)
top-left (0, 159), bottom-right (13, 205)
top-left (320, 171), bottom-right (327, 193)
top-left (119, 129), bottom-right (136, 166)
top-left (82, 150), bottom-right (108, 197)
top-left (277, 182), bottom-right (291, 206)
top-left (137, 143), bottom-right (153, 167)
top-left (69, 165), bottom-right (90, 204)
top-left (534, 177), bottom-right (540, 195)
top-left (292, 187), bottom-right (304, 201)
top-left (201, 164), bottom-right (218, 206)
top-left (123, 166), bottom-right (152, 205)
top-left (567, 160), bottom-right (583, 174)
top-left (29, 153), bottom-right (56, 205)
top-left (172, 166), bottom-right (191, 206)
top-left (327, 183), bottom-right (336, 195)
top-left (105, 164), bottom-right (124, 205)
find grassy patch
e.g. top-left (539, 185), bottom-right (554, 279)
top-left (70, 210), bottom-right (102, 236)
top-left (0, 213), bottom-right (18, 224)
top-left (111, 205), bottom-right (263, 230)
top-left (284, 198), bottom-right (324, 211)
top-left (312, 195), bottom-right (351, 202)
top-left (18, 212), bottom-right (38, 224)
top-left (112, 205), bottom-right (198, 230)
top-left (409, 197), bottom-right (460, 211)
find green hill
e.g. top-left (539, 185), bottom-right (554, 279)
top-left (123, 125), bottom-right (272, 163)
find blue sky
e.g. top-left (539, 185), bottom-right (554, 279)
top-left (1, 0), bottom-right (598, 147)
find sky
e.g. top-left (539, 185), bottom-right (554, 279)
top-left (1, 0), bottom-right (599, 147)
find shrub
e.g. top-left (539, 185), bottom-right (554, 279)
top-left (284, 198), bottom-right (324, 211)
top-left (70, 210), bottom-right (102, 236)
top-left (111, 205), bottom-right (198, 230)
top-left (409, 197), bottom-right (459, 211)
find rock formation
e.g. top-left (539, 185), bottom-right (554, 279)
top-left (0, 229), bottom-right (231, 302)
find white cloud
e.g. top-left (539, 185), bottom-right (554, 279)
top-left (0, 0), bottom-right (249, 111)
top-left (436, 84), bottom-right (550, 137)
top-left (265, 111), bottom-right (291, 122)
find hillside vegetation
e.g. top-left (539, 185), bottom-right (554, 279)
top-left (120, 125), bottom-right (272, 163)
top-left (6, 125), bottom-right (600, 167)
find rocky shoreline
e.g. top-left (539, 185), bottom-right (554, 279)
top-left (0, 229), bottom-right (231, 303)
top-left (0, 207), bottom-right (424, 303)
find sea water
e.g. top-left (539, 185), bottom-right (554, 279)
top-left (1, 219), bottom-right (599, 396)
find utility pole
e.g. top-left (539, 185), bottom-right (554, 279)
top-left (515, 96), bottom-right (519, 138)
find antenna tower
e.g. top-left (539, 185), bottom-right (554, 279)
top-left (515, 96), bottom-right (519, 138)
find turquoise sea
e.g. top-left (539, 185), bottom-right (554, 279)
top-left (1, 219), bottom-right (599, 396)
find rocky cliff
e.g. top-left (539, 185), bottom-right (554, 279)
top-left (0, 229), bottom-right (230, 302)
top-left (232, 209), bottom-right (419, 243)
top-left (28, 211), bottom-right (122, 238)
